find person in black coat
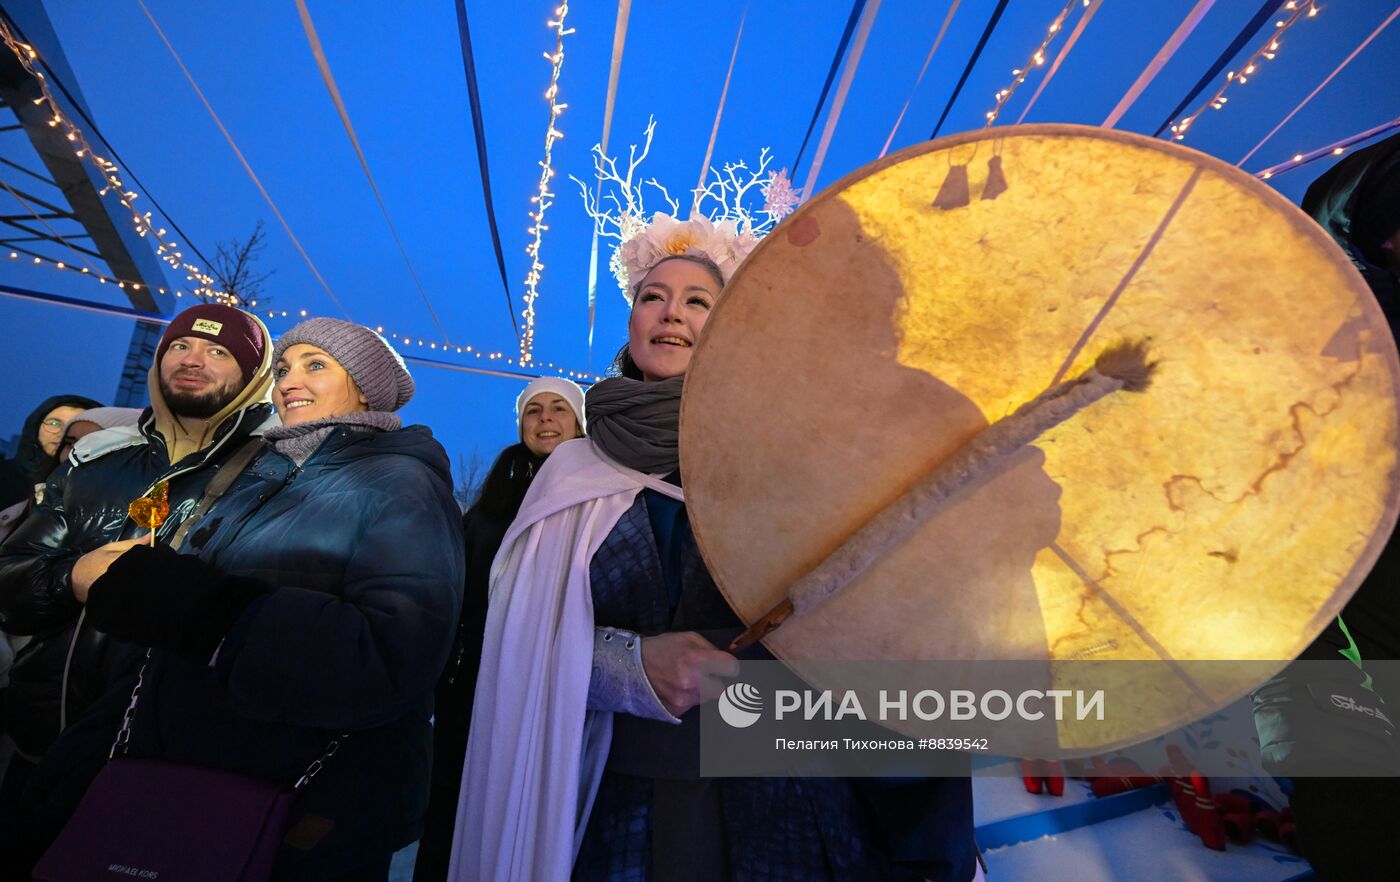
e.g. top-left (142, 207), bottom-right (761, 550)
top-left (0, 394), bottom-right (101, 514)
top-left (0, 306), bottom-right (274, 874)
top-left (75, 318), bottom-right (463, 881)
top-left (0, 308), bottom-right (273, 765)
top-left (413, 376), bottom-right (585, 882)
top-left (0, 394), bottom-right (100, 779)
top-left (1249, 133), bottom-right (1400, 882)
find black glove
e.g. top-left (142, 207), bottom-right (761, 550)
top-left (85, 544), bottom-right (271, 664)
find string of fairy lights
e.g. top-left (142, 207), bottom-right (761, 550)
top-left (0, 171), bottom-right (127, 290)
top-left (519, 3), bottom-right (574, 367)
top-left (3, 1), bottom-right (1387, 388)
top-left (0, 243), bottom-right (602, 381)
top-left (0, 16), bottom-right (600, 382)
top-left (0, 182), bottom-right (604, 384)
top-left (317, 314), bottom-right (601, 382)
top-left (0, 181), bottom-right (175, 294)
top-left (984, 0), bottom-right (1086, 125)
top-left (0, 246), bottom-right (603, 379)
top-left (1167, 0), bottom-right (1320, 142)
top-left (0, 19), bottom-right (231, 303)
top-left (0, 239), bottom-right (602, 381)
top-left (1255, 116), bottom-right (1400, 180)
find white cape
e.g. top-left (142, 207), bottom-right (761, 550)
top-left (448, 438), bottom-right (682, 882)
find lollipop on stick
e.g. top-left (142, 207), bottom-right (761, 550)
top-left (127, 480), bottom-right (170, 546)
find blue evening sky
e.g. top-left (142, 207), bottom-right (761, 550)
top-left (1, 0), bottom-right (1396, 482)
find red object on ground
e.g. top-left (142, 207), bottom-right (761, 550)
top-left (1020, 759), bottom-right (1065, 796)
top-left (1043, 761), bottom-right (1065, 796)
top-left (1165, 744), bottom-right (1194, 776)
top-left (1173, 777), bottom-right (1199, 830)
top-left (1191, 773), bottom-right (1227, 851)
top-left (1021, 759), bottom-right (1044, 794)
top-left (1213, 792), bottom-right (1258, 844)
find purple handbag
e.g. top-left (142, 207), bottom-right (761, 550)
top-left (33, 654), bottom-right (341, 882)
top-left (32, 759), bottom-right (293, 882)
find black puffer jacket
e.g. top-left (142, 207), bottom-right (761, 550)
top-left (122, 424), bottom-right (463, 879)
top-left (0, 404), bottom-right (274, 757)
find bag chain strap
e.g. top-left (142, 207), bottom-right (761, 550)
top-left (293, 738), bottom-right (342, 791)
top-left (108, 649), bottom-right (346, 788)
top-left (109, 651), bottom-right (150, 760)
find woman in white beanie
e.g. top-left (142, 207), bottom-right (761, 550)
top-left (414, 375), bottom-right (585, 882)
top-left (516, 376), bottom-right (586, 459)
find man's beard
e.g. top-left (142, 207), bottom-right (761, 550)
top-left (160, 376), bottom-right (242, 419)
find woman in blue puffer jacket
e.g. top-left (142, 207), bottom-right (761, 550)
top-left (81, 318), bottom-right (464, 881)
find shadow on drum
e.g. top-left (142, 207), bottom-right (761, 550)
top-left (697, 195), bottom-right (1065, 665)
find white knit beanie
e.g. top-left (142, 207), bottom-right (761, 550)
top-left (515, 377), bottom-right (586, 439)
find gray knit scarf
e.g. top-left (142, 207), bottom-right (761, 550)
top-left (264, 411), bottom-right (401, 466)
top-left (585, 375), bottom-right (684, 474)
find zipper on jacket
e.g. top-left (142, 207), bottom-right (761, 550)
top-left (445, 630), bottom-right (467, 685)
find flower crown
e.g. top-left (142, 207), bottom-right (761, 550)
top-left (572, 118), bottom-right (799, 303)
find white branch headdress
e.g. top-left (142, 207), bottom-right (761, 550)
top-left (571, 118), bottom-right (799, 303)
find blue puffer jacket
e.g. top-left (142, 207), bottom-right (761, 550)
top-left (122, 424), bottom-right (464, 880)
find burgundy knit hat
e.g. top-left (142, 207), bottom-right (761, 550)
top-left (157, 304), bottom-right (267, 384)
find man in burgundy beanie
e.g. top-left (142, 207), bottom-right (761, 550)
top-left (148, 303), bottom-right (273, 462)
top-left (0, 303), bottom-right (276, 872)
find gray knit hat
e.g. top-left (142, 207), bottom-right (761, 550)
top-left (273, 318), bottom-right (414, 411)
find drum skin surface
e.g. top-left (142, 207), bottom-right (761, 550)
top-left (679, 124), bottom-right (1400, 753)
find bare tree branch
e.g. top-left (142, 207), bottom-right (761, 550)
top-left (455, 449), bottom-right (487, 512)
top-left (210, 220), bottom-right (275, 307)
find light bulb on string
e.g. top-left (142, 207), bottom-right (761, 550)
top-left (1169, 1), bottom-right (1320, 144)
top-left (982, 0), bottom-right (1084, 127)
top-left (0, 34), bottom-right (600, 379)
top-left (517, 1), bottom-right (572, 367)
top-left (0, 18), bottom-right (235, 307)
